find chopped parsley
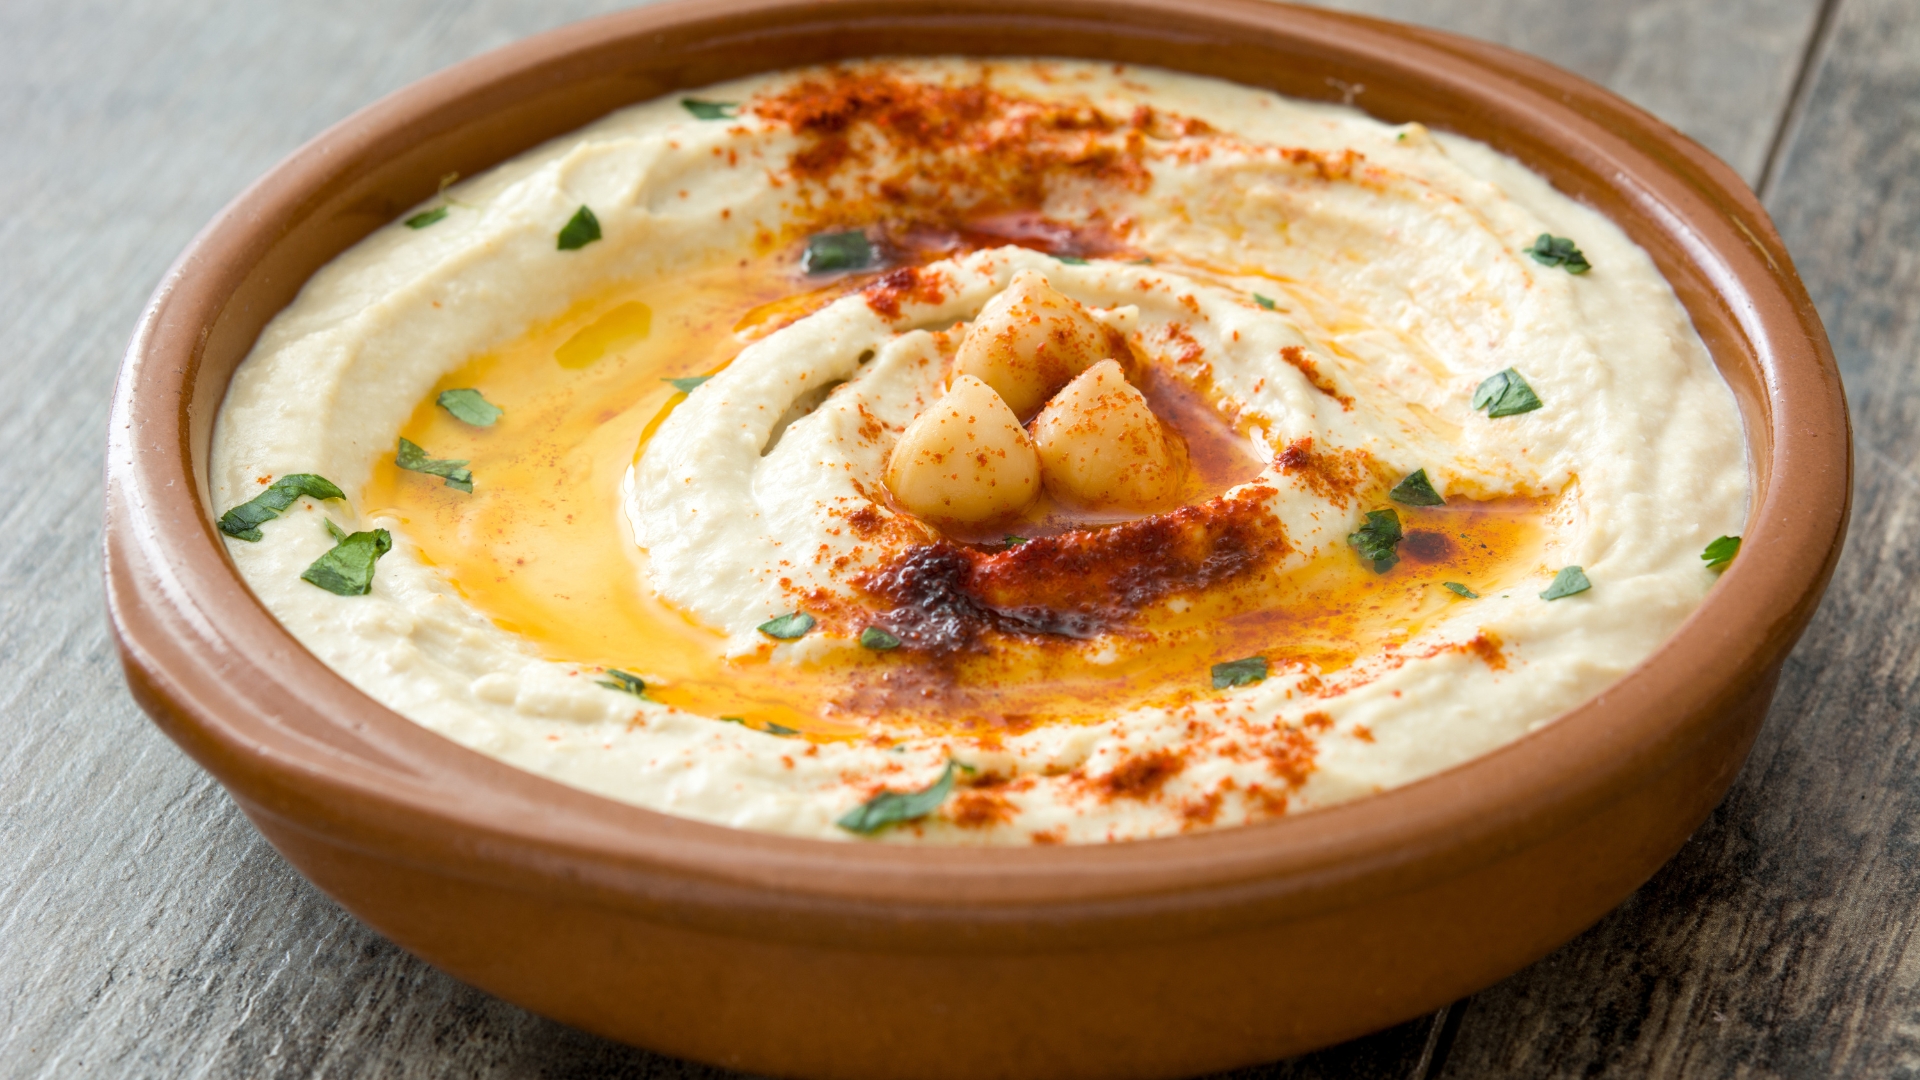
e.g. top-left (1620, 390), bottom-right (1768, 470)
top-left (758, 611), bottom-right (816, 639)
top-left (324, 518), bottom-right (348, 542)
top-left (663, 375), bottom-right (711, 394)
top-left (1004, 535), bottom-right (1029, 548)
top-left (395, 437), bottom-right (473, 492)
top-left (1540, 566), bottom-right (1592, 600)
top-left (1389, 468), bottom-right (1445, 507)
top-left (1349, 508), bottom-right (1404, 573)
top-left (765, 722), bottom-right (801, 737)
top-left (720, 715), bottom-right (747, 726)
top-left (1443, 582), bottom-right (1479, 598)
top-left (597, 669), bottom-right (645, 696)
top-left (1056, 255), bottom-right (1089, 265)
top-left (300, 528), bottom-right (391, 596)
top-left (217, 473), bottom-right (345, 541)
top-left (1471, 368), bottom-right (1544, 419)
top-left (403, 206), bottom-right (449, 229)
top-left (800, 231), bottom-right (878, 274)
top-left (681, 98), bottom-right (739, 120)
top-left (556, 205), bottom-right (602, 251)
top-left (1702, 535), bottom-right (1741, 571)
top-left (1525, 234), bottom-right (1592, 274)
top-left (1253, 293), bottom-right (1277, 310)
top-left (860, 626), bottom-right (902, 651)
top-left (1212, 656), bottom-right (1269, 689)
top-left (436, 388), bottom-right (502, 427)
top-left (836, 759), bottom-right (959, 834)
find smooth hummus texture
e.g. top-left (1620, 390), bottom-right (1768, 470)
top-left (211, 59), bottom-right (1748, 844)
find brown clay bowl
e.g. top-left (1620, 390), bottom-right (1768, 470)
top-left (104, 1), bottom-right (1850, 1076)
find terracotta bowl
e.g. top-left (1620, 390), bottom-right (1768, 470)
top-left (104, 1), bottom-right (1849, 1076)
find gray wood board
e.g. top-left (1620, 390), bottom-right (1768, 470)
top-left (0, 0), bottom-right (1879, 1076)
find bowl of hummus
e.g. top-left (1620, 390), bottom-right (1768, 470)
top-left (105, 0), bottom-right (1849, 1076)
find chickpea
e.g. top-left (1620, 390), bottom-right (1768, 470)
top-left (1031, 360), bottom-right (1184, 510)
top-left (884, 374), bottom-right (1041, 522)
top-left (951, 269), bottom-right (1122, 418)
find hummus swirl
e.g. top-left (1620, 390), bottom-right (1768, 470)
top-left (211, 59), bottom-right (1747, 844)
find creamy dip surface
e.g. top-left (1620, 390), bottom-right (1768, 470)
top-left (211, 58), bottom-right (1748, 844)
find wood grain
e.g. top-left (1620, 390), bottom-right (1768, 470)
top-left (0, 0), bottom-right (1873, 1076)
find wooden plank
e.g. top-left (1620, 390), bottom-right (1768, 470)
top-left (1313, 0), bottom-right (1826, 185)
top-left (1432, 0), bottom-right (1920, 1075)
top-left (0, 1), bottom-right (1830, 1078)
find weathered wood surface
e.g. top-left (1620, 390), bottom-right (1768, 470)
top-left (3, 0), bottom-right (1906, 1075)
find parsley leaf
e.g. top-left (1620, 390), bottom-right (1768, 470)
top-left (800, 231), bottom-right (878, 274)
top-left (597, 669), bottom-right (645, 696)
top-left (404, 206), bottom-right (449, 229)
top-left (300, 528), bottom-right (391, 596)
top-left (836, 759), bottom-right (959, 834)
top-left (681, 98), bottom-right (739, 120)
top-left (436, 388), bottom-right (502, 427)
top-left (395, 437), bottom-right (473, 492)
top-left (860, 626), bottom-right (901, 651)
top-left (663, 375), bottom-right (711, 394)
top-left (556, 205), bottom-right (602, 251)
top-left (1525, 234), bottom-right (1592, 274)
top-left (1702, 535), bottom-right (1741, 571)
top-left (1349, 508), bottom-right (1404, 573)
top-left (1389, 468), bottom-right (1445, 506)
top-left (765, 722), bottom-right (801, 737)
top-left (1540, 566), bottom-right (1592, 600)
top-left (758, 611), bottom-right (816, 639)
top-left (324, 518), bottom-right (347, 543)
top-left (1211, 656), bottom-right (1269, 689)
top-left (1253, 293), bottom-right (1277, 310)
top-left (1443, 582), bottom-right (1479, 598)
top-left (1471, 368), bottom-right (1544, 418)
top-left (217, 473), bottom-right (345, 541)
top-left (1004, 535), bottom-right (1029, 548)
top-left (1056, 255), bottom-right (1089, 265)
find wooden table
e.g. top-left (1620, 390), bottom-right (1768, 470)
top-left (3, 0), bottom-right (1907, 1075)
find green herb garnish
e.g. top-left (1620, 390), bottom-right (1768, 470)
top-left (217, 473), bottom-right (345, 541)
top-left (1056, 255), bottom-right (1089, 265)
top-left (860, 626), bottom-right (902, 651)
top-left (1253, 293), bottom-right (1277, 310)
top-left (404, 206), bottom-right (449, 229)
top-left (1443, 582), bottom-right (1479, 598)
top-left (597, 669), bottom-right (645, 696)
top-left (681, 99), bottom-right (739, 120)
top-left (1004, 535), bottom-right (1029, 547)
top-left (1541, 566), bottom-right (1592, 600)
top-left (1130, 256), bottom-right (1155, 265)
top-left (663, 375), bottom-right (712, 394)
top-left (556, 205), bottom-right (602, 251)
top-left (436, 388), bottom-right (502, 427)
top-left (836, 759), bottom-right (959, 834)
top-left (765, 722), bottom-right (801, 737)
top-left (758, 611), bottom-right (816, 639)
top-left (1702, 535), bottom-right (1741, 571)
top-left (800, 231), bottom-right (878, 274)
top-left (720, 715), bottom-right (747, 725)
top-left (1525, 234), bottom-right (1591, 274)
top-left (1389, 468), bottom-right (1445, 507)
top-left (324, 518), bottom-right (347, 542)
top-left (1211, 656), bottom-right (1269, 689)
top-left (1471, 368), bottom-right (1543, 419)
top-left (1349, 508), bottom-right (1404, 573)
top-left (395, 438), bottom-right (473, 493)
top-left (300, 528), bottom-right (391, 596)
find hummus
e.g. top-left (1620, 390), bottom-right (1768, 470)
top-left (210, 59), bottom-right (1748, 844)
